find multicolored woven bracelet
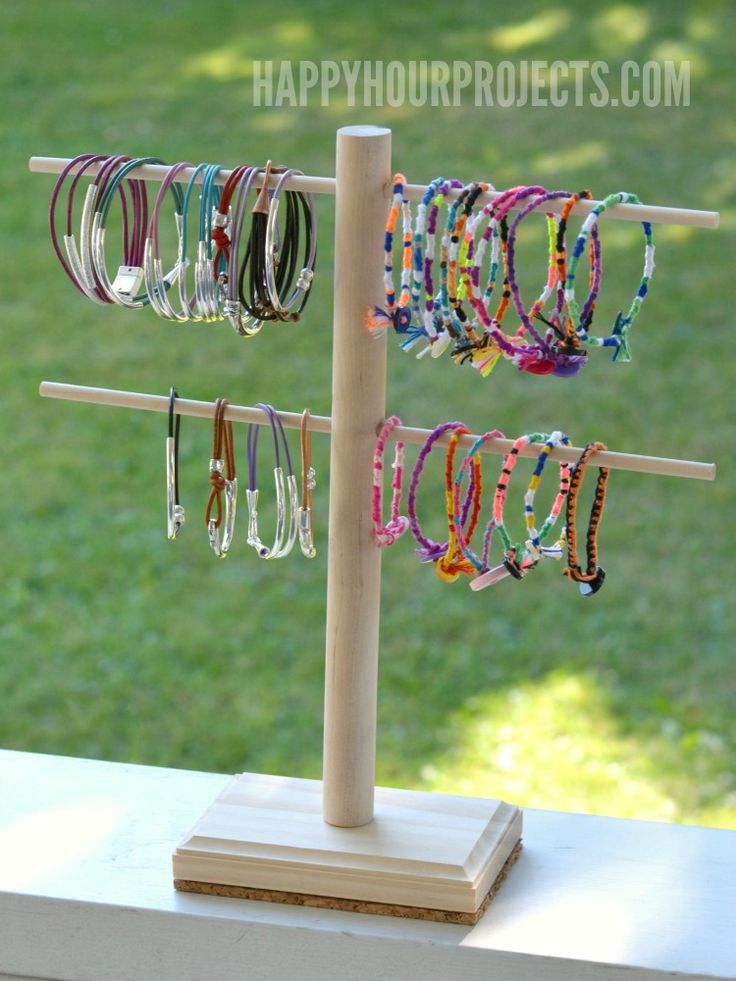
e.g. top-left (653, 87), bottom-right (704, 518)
top-left (372, 415), bottom-right (410, 547)
top-left (563, 440), bottom-right (609, 595)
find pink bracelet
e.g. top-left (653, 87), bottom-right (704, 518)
top-left (373, 416), bottom-right (410, 547)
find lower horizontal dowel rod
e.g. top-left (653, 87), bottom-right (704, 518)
top-left (39, 381), bottom-right (716, 481)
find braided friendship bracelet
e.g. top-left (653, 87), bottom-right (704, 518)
top-left (466, 430), bottom-right (570, 590)
top-left (564, 440), bottom-right (609, 595)
top-left (365, 173), bottom-right (413, 336)
top-left (450, 427), bottom-right (506, 579)
top-left (205, 398), bottom-right (237, 559)
top-left (407, 421), bottom-right (481, 563)
top-left (435, 425), bottom-right (485, 582)
top-left (565, 191), bottom-right (654, 362)
top-left (372, 415), bottom-right (410, 547)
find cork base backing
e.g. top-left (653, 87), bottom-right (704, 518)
top-left (175, 837), bottom-right (521, 924)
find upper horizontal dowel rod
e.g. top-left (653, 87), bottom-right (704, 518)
top-left (28, 156), bottom-right (720, 229)
top-left (39, 382), bottom-right (716, 481)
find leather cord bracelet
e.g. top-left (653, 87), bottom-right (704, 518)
top-left (298, 409), bottom-right (317, 558)
top-left (205, 398), bottom-right (237, 558)
top-left (166, 386), bottom-right (185, 539)
top-left (246, 403), bottom-right (299, 559)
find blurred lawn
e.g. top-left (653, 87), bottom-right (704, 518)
top-left (0, 1), bottom-right (734, 827)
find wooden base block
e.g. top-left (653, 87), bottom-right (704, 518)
top-left (172, 773), bottom-right (522, 921)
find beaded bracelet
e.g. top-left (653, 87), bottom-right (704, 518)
top-left (406, 421), bottom-right (481, 563)
top-left (365, 173), bottom-right (414, 336)
top-left (565, 191), bottom-right (654, 362)
top-left (246, 404), bottom-right (299, 559)
top-left (299, 409), bottom-right (317, 559)
top-left (205, 398), bottom-right (237, 559)
top-left (563, 440), bottom-right (609, 595)
top-left (372, 416), bottom-right (410, 547)
top-left (166, 386), bottom-right (185, 540)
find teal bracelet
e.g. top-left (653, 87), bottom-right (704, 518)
top-left (565, 191), bottom-right (654, 362)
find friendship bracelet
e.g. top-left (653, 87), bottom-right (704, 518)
top-left (407, 421), bottom-right (481, 563)
top-left (563, 440), bottom-right (609, 595)
top-left (166, 386), bottom-right (185, 540)
top-left (298, 408), bottom-right (317, 558)
top-left (505, 188), bottom-right (597, 376)
top-left (372, 415), bottom-right (410, 547)
top-left (435, 426), bottom-right (485, 582)
top-left (450, 427), bottom-right (506, 578)
top-left (365, 173), bottom-right (413, 336)
top-left (565, 191), bottom-right (654, 362)
top-left (205, 398), bottom-right (237, 559)
top-left (246, 403), bottom-right (299, 559)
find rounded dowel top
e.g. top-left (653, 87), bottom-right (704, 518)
top-left (337, 125), bottom-right (391, 138)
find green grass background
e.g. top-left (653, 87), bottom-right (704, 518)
top-left (0, 1), bottom-right (734, 827)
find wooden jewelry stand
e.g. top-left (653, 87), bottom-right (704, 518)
top-left (29, 126), bottom-right (719, 923)
top-left (169, 126), bottom-right (521, 923)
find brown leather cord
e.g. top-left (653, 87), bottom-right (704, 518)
top-left (205, 398), bottom-right (236, 529)
top-left (564, 440), bottom-right (609, 587)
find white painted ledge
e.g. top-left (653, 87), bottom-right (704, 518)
top-left (0, 750), bottom-right (734, 981)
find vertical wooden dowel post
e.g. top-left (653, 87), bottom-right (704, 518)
top-left (322, 125), bottom-right (391, 827)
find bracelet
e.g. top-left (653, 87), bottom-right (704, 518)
top-left (467, 431), bottom-right (571, 590)
top-left (205, 398), bottom-right (237, 558)
top-left (408, 178), bottom-right (464, 350)
top-left (223, 165), bottom-right (262, 334)
top-left (144, 161), bottom-right (194, 321)
top-left (166, 387), bottom-right (185, 539)
top-left (565, 191), bottom-right (654, 362)
top-left (299, 409), bottom-right (317, 558)
top-left (263, 167), bottom-right (317, 320)
top-left (93, 156), bottom-right (179, 308)
top-left (407, 421), bottom-right (481, 563)
top-left (246, 404), bottom-right (299, 559)
top-left (372, 416), bottom-right (410, 547)
top-left (450, 427), bottom-right (506, 579)
top-left (365, 173), bottom-right (413, 336)
top-left (194, 163), bottom-right (226, 321)
top-left (563, 440), bottom-right (609, 595)
top-left (435, 426), bottom-right (485, 582)
top-left (49, 153), bottom-right (110, 301)
top-left (505, 188), bottom-right (597, 376)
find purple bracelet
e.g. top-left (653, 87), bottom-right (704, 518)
top-left (407, 421), bottom-right (478, 562)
